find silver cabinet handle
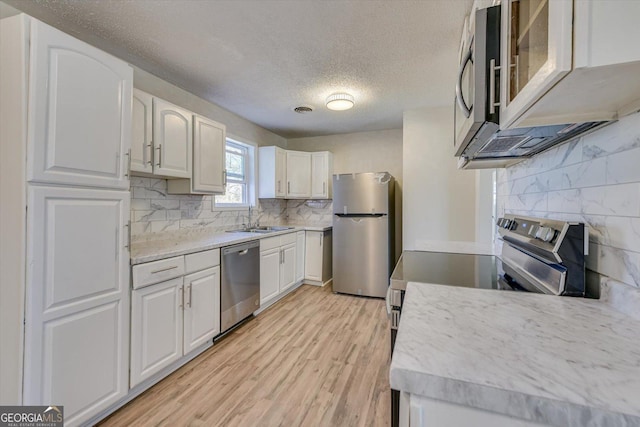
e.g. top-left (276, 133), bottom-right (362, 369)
top-left (278, 180), bottom-right (281, 193)
top-left (323, 182), bottom-right (326, 195)
top-left (223, 170), bottom-right (227, 187)
top-left (186, 284), bottom-right (192, 308)
top-left (147, 143), bottom-right (153, 165)
top-left (279, 249), bottom-right (283, 264)
top-left (125, 148), bottom-right (131, 177)
top-left (455, 47), bottom-right (473, 119)
top-left (151, 265), bottom-right (178, 274)
top-left (489, 58), bottom-right (501, 115)
top-left (179, 285), bottom-right (184, 309)
top-left (283, 249), bottom-right (285, 264)
top-left (124, 221), bottom-right (130, 250)
top-left (156, 144), bottom-right (162, 167)
top-left (320, 234), bottom-right (322, 246)
top-left (287, 182), bottom-right (291, 194)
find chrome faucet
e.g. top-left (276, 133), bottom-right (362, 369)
top-left (247, 205), bottom-right (258, 229)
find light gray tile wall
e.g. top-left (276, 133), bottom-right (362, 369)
top-left (496, 113), bottom-right (640, 288)
top-left (130, 177), bottom-right (333, 240)
top-left (129, 177), bottom-right (287, 239)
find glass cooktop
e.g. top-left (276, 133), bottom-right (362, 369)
top-left (390, 250), bottom-right (515, 292)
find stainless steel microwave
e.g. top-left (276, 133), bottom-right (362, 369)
top-left (453, 5), bottom-right (501, 162)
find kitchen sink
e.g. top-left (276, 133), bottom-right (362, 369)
top-left (227, 226), bottom-right (295, 234)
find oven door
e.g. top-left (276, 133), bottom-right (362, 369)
top-left (386, 285), bottom-right (403, 427)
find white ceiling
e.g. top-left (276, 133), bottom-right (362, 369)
top-left (5, 0), bottom-right (471, 138)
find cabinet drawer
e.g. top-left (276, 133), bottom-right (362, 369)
top-left (132, 256), bottom-right (185, 289)
top-left (280, 232), bottom-right (296, 246)
top-left (185, 249), bottom-right (220, 274)
top-left (261, 236), bottom-right (281, 251)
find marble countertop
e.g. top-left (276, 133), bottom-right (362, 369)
top-left (130, 225), bottom-right (332, 265)
top-left (390, 282), bottom-right (640, 426)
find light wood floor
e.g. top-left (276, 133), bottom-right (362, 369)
top-left (99, 284), bottom-right (391, 427)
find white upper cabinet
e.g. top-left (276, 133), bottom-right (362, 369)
top-left (258, 146), bottom-right (287, 198)
top-left (192, 116), bottom-right (225, 193)
top-left (153, 98), bottom-right (192, 178)
top-left (167, 115), bottom-right (226, 194)
top-left (131, 89), bottom-right (153, 174)
top-left (311, 152), bottom-right (333, 199)
top-left (286, 151), bottom-right (311, 198)
top-left (500, 0), bottom-right (640, 128)
top-left (27, 19), bottom-right (132, 189)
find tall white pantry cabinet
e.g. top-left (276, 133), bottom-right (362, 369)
top-left (0, 15), bottom-right (132, 427)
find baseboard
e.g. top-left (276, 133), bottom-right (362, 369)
top-left (304, 278), bottom-right (332, 287)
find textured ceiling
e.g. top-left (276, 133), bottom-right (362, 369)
top-left (5, 0), bottom-right (471, 138)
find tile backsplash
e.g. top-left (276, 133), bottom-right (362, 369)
top-left (130, 177), bottom-right (333, 241)
top-left (496, 113), bottom-right (640, 288)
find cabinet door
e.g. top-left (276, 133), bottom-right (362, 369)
top-left (131, 89), bottom-right (153, 174)
top-left (260, 248), bottom-right (280, 305)
top-left (192, 116), bottom-right (225, 193)
top-left (183, 266), bottom-right (220, 354)
top-left (295, 231), bottom-right (305, 283)
top-left (305, 231), bottom-right (323, 281)
top-left (153, 98), bottom-right (192, 178)
top-left (500, 0), bottom-right (573, 128)
top-left (24, 186), bottom-right (130, 426)
top-left (28, 19), bottom-right (132, 189)
top-left (275, 147), bottom-right (287, 197)
top-left (286, 151), bottom-right (311, 198)
top-left (130, 277), bottom-right (183, 388)
top-left (311, 152), bottom-right (330, 199)
top-left (280, 243), bottom-right (296, 293)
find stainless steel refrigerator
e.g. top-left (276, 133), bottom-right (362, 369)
top-left (332, 172), bottom-right (395, 298)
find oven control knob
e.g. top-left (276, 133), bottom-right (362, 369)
top-left (528, 225), bottom-right (539, 237)
top-left (508, 220), bottom-right (518, 230)
top-left (536, 227), bottom-right (555, 242)
top-left (496, 218), bottom-right (505, 227)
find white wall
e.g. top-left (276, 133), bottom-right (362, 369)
top-left (287, 129), bottom-right (403, 259)
top-left (403, 106), bottom-right (493, 253)
top-left (133, 67), bottom-right (287, 148)
top-left (287, 129), bottom-right (403, 180)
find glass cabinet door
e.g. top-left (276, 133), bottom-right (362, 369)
top-left (500, 0), bottom-right (573, 129)
top-left (508, 0), bottom-right (549, 102)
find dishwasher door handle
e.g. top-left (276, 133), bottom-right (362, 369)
top-left (238, 249), bottom-right (249, 256)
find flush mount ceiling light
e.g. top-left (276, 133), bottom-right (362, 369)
top-left (326, 93), bottom-right (355, 111)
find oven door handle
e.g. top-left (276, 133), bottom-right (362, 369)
top-left (385, 285), bottom-right (392, 317)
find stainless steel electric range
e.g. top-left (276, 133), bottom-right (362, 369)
top-left (386, 214), bottom-right (589, 427)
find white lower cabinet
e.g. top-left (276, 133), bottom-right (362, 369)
top-left (259, 232), bottom-right (300, 307)
top-left (280, 243), bottom-right (296, 293)
top-left (305, 231), bottom-right (323, 282)
top-left (183, 266), bottom-right (221, 353)
top-left (295, 231), bottom-right (305, 283)
top-left (304, 230), bottom-right (332, 286)
top-left (260, 247), bottom-right (281, 305)
top-left (130, 249), bottom-right (220, 388)
top-left (130, 277), bottom-right (183, 388)
top-left (23, 186), bottom-right (130, 427)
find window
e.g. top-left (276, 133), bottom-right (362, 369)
top-left (214, 138), bottom-right (256, 208)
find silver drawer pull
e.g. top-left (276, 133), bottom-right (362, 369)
top-left (151, 265), bottom-right (178, 274)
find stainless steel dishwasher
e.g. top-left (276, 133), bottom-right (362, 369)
top-left (221, 240), bottom-right (260, 334)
